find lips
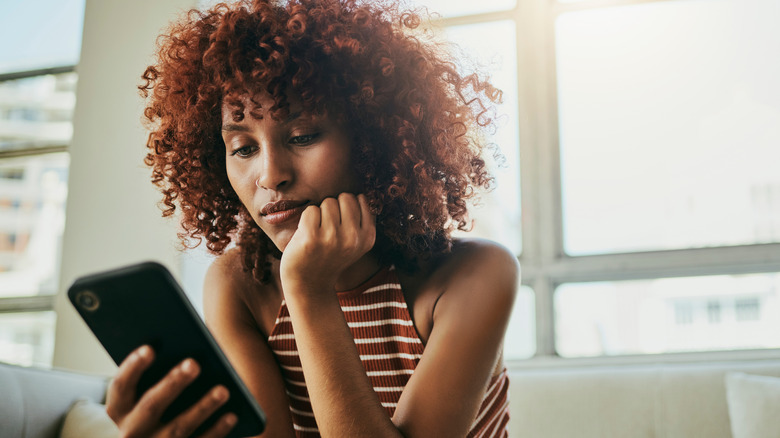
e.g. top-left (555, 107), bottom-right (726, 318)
top-left (261, 200), bottom-right (309, 215)
top-left (260, 200), bottom-right (309, 225)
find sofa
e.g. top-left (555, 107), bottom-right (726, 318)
top-left (0, 361), bottom-right (108, 438)
top-left (2, 358), bottom-right (779, 437)
top-left (506, 358), bottom-right (780, 438)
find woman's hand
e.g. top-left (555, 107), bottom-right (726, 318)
top-left (280, 193), bottom-right (376, 292)
top-left (105, 345), bottom-right (237, 438)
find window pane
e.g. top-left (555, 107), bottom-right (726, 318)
top-left (0, 153), bottom-right (69, 297)
top-left (504, 285), bottom-right (535, 359)
top-left (409, 0), bottom-right (516, 18)
top-left (556, 0), bottom-right (780, 255)
top-left (0, 0), bottom-right (86, 73)
top-left (0, 72), bottom-right (78, 153)
top-left (444, 21), bottom-right (522, 254)
top-left (0, 311), bottom-right (56, 367)
top-left (555, 273), bottom-right (780, 357)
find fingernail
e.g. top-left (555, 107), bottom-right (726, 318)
top-left (137, 346), bottom-right (151, 359)
top-left (212, 385), bottom-right (229, 401)
top-left (225, 413), bottom-right (237, 427)
top-left (182, 358), bottom-right (197, 374)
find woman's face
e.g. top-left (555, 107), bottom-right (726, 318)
top-left (221, 95), bottom-right (360, 251)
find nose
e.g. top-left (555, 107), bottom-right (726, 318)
top-left (255, 145), bottom-right (293, 191)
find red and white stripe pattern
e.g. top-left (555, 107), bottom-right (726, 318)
top-left (468, 369), bottom-right (510, 438)
top-left (267, 266), bottom-right (509, 437)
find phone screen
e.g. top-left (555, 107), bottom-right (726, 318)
top-left (68, 261), bottom-right (266, 437)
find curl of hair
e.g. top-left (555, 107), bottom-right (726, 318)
top-left (141, 0), bottom-right (501, 282)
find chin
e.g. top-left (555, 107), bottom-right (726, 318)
top-left (269, 233), bottom-right (293, 254)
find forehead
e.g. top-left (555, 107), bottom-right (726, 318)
top-left (221, 92), bottom-right (305, 124)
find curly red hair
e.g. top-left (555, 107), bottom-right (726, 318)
top-left (140, 0), bottom-right (501, 282)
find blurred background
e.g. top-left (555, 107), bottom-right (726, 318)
top-left (0, 0), bottom-right (778, 375)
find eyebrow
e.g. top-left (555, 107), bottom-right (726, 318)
top-left (221, 111), bottom-right (307, 133)
top-left (221, 124), bottom-right (251, 133)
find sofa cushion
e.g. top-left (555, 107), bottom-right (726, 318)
top-left (726, 372), bottom-right (780, 438)
top-left (60, 399), bottom-right (119, 438)
top-left (507, 359), bottom-right (780, 438)
top-left (0, 362), bottom-right (108, 438)
top-left (508, 365), bottom-right (659, 438)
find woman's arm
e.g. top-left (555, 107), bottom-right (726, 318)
top-left (203, 253), bottom-right (296, 438)
top-left (281, 193), bottom-right (518, 437)
top-left (392, 240), bottom-right (518, 435)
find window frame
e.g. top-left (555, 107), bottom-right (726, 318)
top-left (0, 65), bottom-right (74, 319)
top-left (435, 0), bottom-right (780, 362)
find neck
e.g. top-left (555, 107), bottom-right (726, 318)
top-left (334, 251), bottom-right (382, 292)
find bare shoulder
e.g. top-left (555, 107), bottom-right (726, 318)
top-left (203, 248), bottom-right (250, 304)
top-left (203, 248), bottom-right (281, 336)
top-left (432, 238), bottom-right (520, 302)
top-left (427, 239), bottom-right (519, 326)
top-left (400, 238), bottom-right (519, 343)
top-left (203, 249), bottom-right (257, 322)
top-left (448, 238), bottom-right (519, 276)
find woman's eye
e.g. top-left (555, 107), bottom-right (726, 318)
top-left (289, 133), bottom-right (319, 145)
top-left (231, 145), bottom-right (256, 157)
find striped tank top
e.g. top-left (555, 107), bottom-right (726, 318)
top-left (267, 266), bottom-right (510, 437)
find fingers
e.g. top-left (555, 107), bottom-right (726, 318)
top-left (317, 194), bottom-right (368, 226)
top-left (338, 193), bottom-right (360, 229)
top-left (123, 358), bottom-right (200, 430)
top-left (106, 351), bottom-right (234, 438)
top-left (106, 345), bottom-right (155, 422)
top-left (357, 194), bottom-right (377, 250)
top-left (299, 203), bottom-right (321, 232)
top-left (357, 194), bottom-right (376, 230)
top-left (164, 385), bottom-right (234, 438)
top-left (319, 197), bottom-right (341, 229)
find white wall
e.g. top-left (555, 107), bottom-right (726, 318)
top-left (52, 0), bottom-right (197, 375)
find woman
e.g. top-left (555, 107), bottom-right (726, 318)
top-left (106, 0), bottom-right (518, 436)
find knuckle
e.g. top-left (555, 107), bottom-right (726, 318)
top-left (109, 376), bottom-right (126, 394)
top-left (348, 234), bottom-right (360, 250)
top-left (105, 403), bottom-right (120, 421)
top-left (107, 380), bottom-right (120, 398)
top-left (197, 396), bottom-right (219, 414)
top-left (166, 422), bottom-right (187, 438)
top-left (136, 395), bottom-right (164, 419)
top-left (119, 428), bottom-right (142, 438)
top-left (301, 238), bottom-right (316, 252)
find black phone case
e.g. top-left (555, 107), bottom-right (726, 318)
top-left (68, 261), bottom-right (266, 437)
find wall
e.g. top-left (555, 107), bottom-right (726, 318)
top-left (52, 0), bottom-right (197, 375)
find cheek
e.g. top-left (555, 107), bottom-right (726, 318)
top-left (225, 162), bottom-right (252, 200)
top-left (313, 145), bottom-right (358, 189)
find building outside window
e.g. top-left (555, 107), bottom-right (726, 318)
top-left (0, 0), bottom-right (85, 367)
top-left (416, 0), bottom-right (780, 360)
top-left (3, 0), bottom-right (779, 368)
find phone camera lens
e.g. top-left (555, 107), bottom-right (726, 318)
top-left (76, 290), bottom-right (100, 312)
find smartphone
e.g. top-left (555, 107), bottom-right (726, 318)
top-left (68, 261), bottom-right (266, 437)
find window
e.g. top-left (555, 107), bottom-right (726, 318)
top-left (735, 297), bottom-right (761, 322)
top-left (707, 301), bottom-right (721, 324)
top-left (418, 0), bottom-right (780, 360)
top-left (0, 0), bottom-right (85, 367)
